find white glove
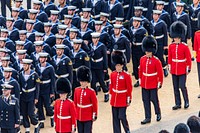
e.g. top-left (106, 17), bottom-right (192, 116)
top-left (92, 113), bottom-right (97, 121)
top-left (127, 97), bottom-right (131, 106)
top-left (186, 66), bottom-right (190, 74)
top-left (157, 82), bottom-right (161, 89)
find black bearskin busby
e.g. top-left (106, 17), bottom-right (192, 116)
top-left (56, 78), bottom-right (72, 94)
top-left (142, 35), bottom-right (158, 54)
top-left (170, 21), bottom-right (187, 39)
top-left (111, 50), bottom-right (127, 65)
top-left (77, 66), bottom-right (92, 82)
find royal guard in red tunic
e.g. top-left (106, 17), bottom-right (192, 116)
top-left (74, 66), bottom-right (98, 133)
top-left (109, 51), bottom-right (133, 133)
top-left (54, 78), bottom-right (76, 133)
top-left (168, 21), bottom-right (192, 110)
top-left (139, 36), bottom-right (163, 125)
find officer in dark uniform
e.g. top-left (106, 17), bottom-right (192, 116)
top-left (71, 39), bottom-right (90, 98)
top-left (11, 7), bottom-right (24, 30)
top-left (52, 44), bottom-right (73, 84)
top-left (49, 10), bottom-right (60, 35)
top-left (43, 22), bottom-right (57, 48)
top-left (0, 0), bottom-right (11, 17)
top-left (151, 10), bottom-right (168, 77)
top-left (0, 84), bottom-right (20, 133)
top-left (0, 30), bottom-right (16, 52)
top-left (33, 0), bottom-right (49, 22)
top-left (89, 32), bottom-right (109, 102)
top-left (100, 12), bottom-right (113, 35)
top-left (18, 59), bottom-right (40, 133)
top-left (129, 17), bottom-right (147, 87)
top-left (14, 0), bottom-right (29, 20)
top-left (35, 52), bottom-right (55, 129)
top-left (82, 8), bottom-right (95, 31)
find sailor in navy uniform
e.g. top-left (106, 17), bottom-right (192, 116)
top-left (82, 8), bottom-right (95, 31)
top-left (71, 39), bottom-right (90, 98)
top-left (58, 0), bottom-right (68, 20)
top-left (14, 0), bottom-right (29, 20)
top-left (11, 41), bottom-right (27, 64)
top-left (52, 44), bottom-right (73, 84)
top-left (57, 24), bottom-right (68, 38)
top-left (66, 0), bottom-right (83, 14)
top-left (89, 32), bottom-right (109, 102)
top-left (44, 0), bottom-right (59, 18)
top-left (6, 17), bottom-right (20, 42)
top-left (49, 10), bottom-right (60, 35)
top-left (111, 24), bottom-right (131, 71)
top-left (0, 67), bottom-right (20, 100)
top-left (100, 12), bottom-right (113, 35)
top-left (151, 10), bottom-right (168, 77)
top-left (67, 6), bottom-right (81, 29)
top-left (172, 2), bottom-right (191, 43)
top-left (18, 59), bottom-right (40, 133)
top-left (43, 22), bottom-right (56, 48)
top-left (33, 0), bottom-right (49, 23)
top-left (63, 15), bottom-right (77, 33)
top-left (169, 0), bottom-right (187, 20)
top-left (23, 19), bottom-right (37, 43)
top-left (0, 84), bottom-right (20, 133)
top-left (123, 0), bottom-right (134, 21)
top-left (0, 30), bottom-right (16, 52)
top-left (11, 7), bottom-right (24, 30)
top-left (129, 17), bottom-right (147, 87)
top-left (35, 52), bottom-right (55, 129)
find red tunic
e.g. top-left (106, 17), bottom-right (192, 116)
top-left (194, 31), bottom-right (200, 62)
top-left (139, 55), bottom-right (163, 89)
top-left (109, 71), bottom-right (133, 107)
top-left (168, 42), bottom-right (191, 75)
top-left (74, 87), bottom-right (98, 121)
top-left (54, 99), bottom-right (76, 133)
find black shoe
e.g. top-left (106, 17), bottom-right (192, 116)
top-left (34, 126), bottom-right (40, 133)
top-left (39, 122), bottom-right (44, 128)
top-left (156, 114), bottom-right (161, 121)
top-left (141, 118), bottom-right (151, 125)
top-left (198, 94), bottom-right (200, 98)
top-left (134, 81), bottom-right (140, 88)
top-left (198, 111), bottom-right (200, 117)
top-left (184, 102), bottom-right (189, 109)
top-left (192, 57), bottom-right (195, 61)
top-left (104, 94), bottom-right (109, 102)
top-left (97, 86), bottom-right (101, 92)
top-left (25, 132), bottom-right (30, 133)
top-left (164, 69), bottom-right (168, 77)
top-left (50, 118), bottom-right (54, 127)
top-left (172, 105), bottom-right (181, 110)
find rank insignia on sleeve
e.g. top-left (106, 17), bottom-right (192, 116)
top-left (84, 56), bottom-right (90, 61)
top-left (36, 78), bottom-right (41, 83)
top-left (68, 61), bottom-right (72, 65)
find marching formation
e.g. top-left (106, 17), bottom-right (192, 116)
top-left (0, 0), bottom-right (200, 133)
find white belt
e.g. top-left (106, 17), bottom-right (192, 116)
top-left (113, 49), bottom-right (126, 52)
top-left (57, 115), bottom-right (71, 120)
top-left (22, 87), bottom-right (36, 93)
top-left (154, 34), bottom-right (164, 39)
top-left (108, 20), bottom-right (116, 24)
top-left (40, 79), bottom-right (51, 84)
top-left (112, 89), bottom-right (127, 93)
top-left (123, 5), bottom-right (129, 8)
top-left (191, 17), bottom-right (198, 21)
top-left (172, 59), bottom-right (186, 62)
top-left (91, 57), bottom-right (103, 63)
top-left (143, 8), bottom-right (148, 11)
top-left (143, 72), bottom-right (157, 76)
top-left (77, 104), bottom-right (92, 108)
top-left (91, 14), bottom-right (100, 19)
top-left (73, 68), bottom-right (78, 72)
top-left (164, 2), bottom-right (169, 5)
top-left (133, 42), bottom-right (142, 46)
top-left (55, 73), bottom-right (69, 78)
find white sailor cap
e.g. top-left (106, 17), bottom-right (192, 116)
top-left (73, 39), bottom-right (83, 44)
top-left (81, 18), bottom-right (89, 23)
top-left (100, 12), bottom-right (109, 17)
top-left (33, 0), bottom-right (42, 4)
top-left (115, 17), bottom-right (124, 21)
top-left (1, 29), bottom-right (8, 33)
top-left (0, 37), bottom-right (7, 41)
top-left (113, 24), bottom-right (123, 29)
top-left (26, 19), bottom-right (35, 24)
top-left (3, 67), bottom-right (13, 72)
top-left (57, 24), bottom-right (68, 30)
top-left (82, 8), bottom-right (92, 12)
top-left (55, 44), bottom-right (66, 49)
top-left (0, 48), bottom-right (8, 52)
top-left (64, 14), bottom-right (73, 19)
top-left (153, 10), bottom-right (162, 14)
top-left (50, 10), bottom-right (59, 15)
top-left (55, 34), bottom-right (65, 39)
top-left (70, 28), bottom-right (78, 32)
top-left (15, 41), bottom-right (25, 45)
top-left (29, 9), bottom-right (38, 14)
top-left (34, 41), bottom-right (44, 46)
top-left (44, 22), bottom-right (52, 27)
top-left (12, 7), bottom-right (20, 12)
top-left (1, 84), bottom-right (13, 90)
top-left (156, 1), bottom-right (165, 5)
top-left (91, 32), bottom-right (101, 38)
top-left (35, 32), bottom-right (44, 37)
top-left (1, 56), bottom-right (10, 61)
top-left (67, 6), bottom-right (76, 10)
top-left (19, 30), bottom-right (27, 34)
top-left (39, 52), bottom-right (48, 57)
top-left (176, 2), bottom-right (185, 6)
top-left (95, 20), bottom-right (103, 25)
top-left (15, 0), bottom-right (23, 2)
top-left (22, 59), bottom-right (33, 64)
top-left (134, 6), bottom-right (144, 10)
top-left (6, 17), bottom-right (15, 21)
top-left (132, 17), bottom-right (143, 21)
top-left (17, 49), bottom-right (27, 54)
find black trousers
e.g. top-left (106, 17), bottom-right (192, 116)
top-left (1, 128), bottom-right (16, 133)
top-left (142, 88), bottom-right (161, 119)
top-left (27, 0), bottom-right (32, 9)
top-left (77, 120), bottom-right (93, 133)
top-left (1, 0), bottom-right (11, 17)
top-left (72, 71), bottom-right (80, 99)
top-left (20, 100), bottom-right (38, 128)
top-left (172, 74), bottom-right (189, 106)
top-left (197, 62), bottom-right (200, 87)
top-left (155, 46), bottom-right (166, 68)
top-left (91, 69), bottom-right (108, 94)
top-left (38, 94), bottom-right (54, 121)
top-left (112, 107), bottom-right (130, 133)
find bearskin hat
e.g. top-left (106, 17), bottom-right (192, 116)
top-left (142, 35), bottom-right (158, 54)
top-left (56, 78), bottom-right (71, 94)
top-left (77, 66), bottom-right (92, 82)
top-left (111, 50), bottom-right (127, 65)
top-left (170, 21), bottom-right (187, 39)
